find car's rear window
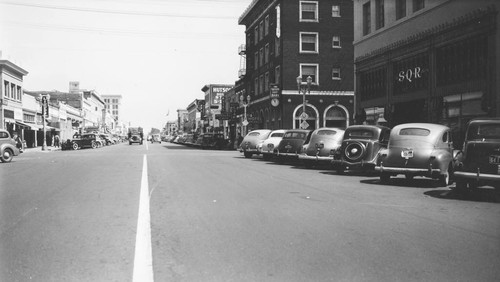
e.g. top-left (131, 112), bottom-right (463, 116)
top-left (347, 130), bottom-right (373, 138)
top-left (467, 123), bottom-right (500, 139)
top-left (284, 132), bottom-right (306, 139)
top-left (248, 132), bottom-right (260, 136)
top-left (316, 130), bottom-right (337, 136)
top-left (399, 128), bottom-right (430, 136)
top-left (270, 133), bottom-right (284, 138)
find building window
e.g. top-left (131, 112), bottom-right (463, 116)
top-left (259, 21), bottom-right (264, 41)
top-left (300, 32), bottom-right (318, 53)
top-left (359, 67), bottom-right (387, 101)
top-left (254, 78), bottom-right (259, 95)
top-left (363, 2), bottom-right (371, 36)
top-left (332, 68), bottom-right (341, 80)
top-left (3, 81), bottom-right (8, 98)
top-left (332, 36), bottom-right (341, 48)
top-left (254, 27), bottom-right (259, 44)
top-left (300, 1), bottom-right (318, 22)
top-left (17, 86), bottom-right (22, 101)
top-left (396, 0), bottom-right (406, 20)
top-left (413, 0), bottom-right (424, 12)
top-left (275, 37), bottom-right (281, 56)
top-left (375, 0), bottom-right (384, 30)
top-left (259, 75), bottom-right (264, 95)
top-left (300, 64), bottom-right (318, 84)
top-left (275, 65), bottom-right (281, 84)
top-left (259, 48), bottom-right (264, 67)
top-left (265, 15), bottom-right (269, 35)
top-left (10, 84), bottom-right (16, 100)
top-left (332, 5), bottom-right (341, 17)
top-left (265, 44), bottom-right (270, 64)
top-left (265, 72), bottom-right (270, 91)
top-left (254, 52), bottom-right (259, 69)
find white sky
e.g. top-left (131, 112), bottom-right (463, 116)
top-left (0, 0), bottom-right (250, 130)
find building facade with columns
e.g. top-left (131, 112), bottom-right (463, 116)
top-left (238, 0), bottom-right (354, 131)
top-left (353, 0), bottom-right (500, 146)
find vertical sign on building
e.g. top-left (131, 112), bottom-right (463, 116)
top-left (41, 95), bottom-right (49, 118)
top-left (276, 5), bottom-right (281, 38)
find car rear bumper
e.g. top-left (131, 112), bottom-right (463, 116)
top-left (298, 154), bottom-right (333, 162)
top-left (454, 171), bottom-right (500, 181)
top-left (375, 165), bottom-right (441, 176)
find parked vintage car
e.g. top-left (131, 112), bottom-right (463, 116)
top-left (332, 125), bottom-right (391, 173)
top-left (454, 118), bottom-right (500, 192)
top-left (65, 133), bottom-right (103, 150)
top-left (200, 133), bottom-right (227, 150)
top-left (375, 123), bottom-right (457, 186)
top-left (0, 129), bottom-right (21, 163)
top-left (298, 127), bottom-right (344, 168)
top-left (99, 134), bottom-right (114, 146)
top-left (258, 129), bottom-right (287, 160)
top-left (274, 129), bottom-right (312, 162)
top-left (240, 129), bottom-right (272, 158)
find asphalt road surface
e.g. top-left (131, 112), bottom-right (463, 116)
top-left (1, 142), bottom-right (499, 282)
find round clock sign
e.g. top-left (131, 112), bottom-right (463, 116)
top-left (271, 98), bottom-right (279, 107)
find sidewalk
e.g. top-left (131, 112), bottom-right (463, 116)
top-left (23, 146), bottom-right (62, 153)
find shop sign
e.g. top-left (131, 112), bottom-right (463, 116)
top-left (247, 116), bottom-right (260, 123)
top-left (397, 67), bottom-right (424, 83)
top-left (215, 113), bottom-right (230, 120)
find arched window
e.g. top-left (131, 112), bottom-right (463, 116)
top-left (293, 104), bottom-right (318, 130)
top-left (324, 105), bottom-right (348, 129)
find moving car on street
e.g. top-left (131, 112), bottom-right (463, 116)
top-left (299, 127), bottom-right (344, 168)
top-left (375, 123), bottom-right (457, 186)
top-left (454, 118), bottom-right (500, 193)
top-left (65, 133), bottom-right (103, 150)
top-left (258, 129), bottom-right (287, 160)
top-left (332, 125), bottom-right (391, 173)
top-left (240, 129), bottom-right (272, 158)
top-left (128, 127), bottom-right (143, 145)
top-left (274, 129), bottom-right (312, 163)
top-left (0, 130), bottom-right (21, 163)
top-left (151, 133), bottom-right (162, 144)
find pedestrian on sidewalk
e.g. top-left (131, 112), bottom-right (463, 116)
top-left (13, 133), bottom-right (24, 153)
top-left (54, 134), bottom-right (60, 148)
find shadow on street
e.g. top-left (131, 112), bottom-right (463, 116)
top-left (424, 187), bottom-right (500, 203)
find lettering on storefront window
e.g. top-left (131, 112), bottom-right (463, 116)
top-left (397, 67), bottom-right (423, 83)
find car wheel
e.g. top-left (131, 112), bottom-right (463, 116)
top-left (72, 142), bottom-right (79, 150)
top-left (244, 152), bottom-right (252, 158)
top-left (91, 142), bottom-right (98, 149)
top-left (380, 173), bottom-right (390, 183)
top-left (1, 148), bottom-right (14, 163)
top-left (438, 164), bottom-right (453, 187)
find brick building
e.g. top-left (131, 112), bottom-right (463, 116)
top-left (238, 0), bottom-right (355, 131)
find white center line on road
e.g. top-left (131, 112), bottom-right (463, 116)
top-left (133, 154), bottom-right (154, 282)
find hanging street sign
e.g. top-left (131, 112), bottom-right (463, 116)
top-left (300, 121), bottom-right (309, 129)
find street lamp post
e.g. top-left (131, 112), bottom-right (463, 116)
top-left (296, 75), bottom-right (312, 129)
top-left (39, 94), bottom-right (50, 151)
top-left (240, 94), bottom-right (250, 135)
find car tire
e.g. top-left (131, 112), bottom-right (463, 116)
top-left (72, 142), bottom-right (79, 150)
top-left (380, 173), bottom-right (390, 183)
top-left (1, 148), bottom-right (14, 163)
top-left (91, 142), bottom-right (98, 149)
top-left (438, 164), bottom-right (453, 187)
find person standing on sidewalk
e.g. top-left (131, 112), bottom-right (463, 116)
top-left (13, 133), bottom-right (24, 153)
top-left (54, 134), bottom-right (60, 148)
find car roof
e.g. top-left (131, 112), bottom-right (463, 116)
top-left (390, 123), bottom-right (449, 139)
top-left (468, 117), bottom-right (500, 124)
top-left (345, 124), bottom-right (390, 131)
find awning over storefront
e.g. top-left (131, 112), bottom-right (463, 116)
top-left (443, 92), bottom-right (482, 103)
top-left (15, 120), bottom-right (33, 129)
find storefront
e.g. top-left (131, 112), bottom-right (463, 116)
top-left (355, 7), bottom-right (497, 147)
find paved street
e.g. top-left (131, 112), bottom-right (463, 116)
top-left (1, 143), bottom-right (500, 281)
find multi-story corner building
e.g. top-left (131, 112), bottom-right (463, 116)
top-left (238, 0), bottom-right (354, 131)
top-left (177, 109), bottom-right (189, 134)
top-left (353, 0), bottom-right (500, 146)
top-left (102, 95), bottom-right (122, 122)
top-left (0, 59), bottom-right (29, 133)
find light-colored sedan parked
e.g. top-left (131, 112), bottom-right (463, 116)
top-left (0, 130), bottom-right (21, 163)
top-left (258, 129), bottom-right (287, 160)
top-left (240, 129), bottom-right (272, 158)
top-left (375, 123), bottom-right (458, 186)
top-left (299, 127), bottom-right (344, 168)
